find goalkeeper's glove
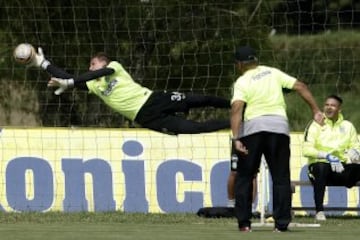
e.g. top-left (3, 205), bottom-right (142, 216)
top-left (29, 47), bottom-right (50, 69)
top-left (47, 77), bottom-right (74, 95)
top-left (347, 148), bottom-right (360, 163)
top-left (326, 154), bottom-right (344, 173)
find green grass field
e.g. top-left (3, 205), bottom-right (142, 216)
top-left (1, 212), bottom-right (360, 240)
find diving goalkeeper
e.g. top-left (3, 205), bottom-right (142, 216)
top-left (30, 48), bottom-right (230, 135)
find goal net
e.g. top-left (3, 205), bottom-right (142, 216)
top-left (2, 1), bottom-right (358, 129)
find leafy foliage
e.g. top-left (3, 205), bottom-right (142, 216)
top-left (0, 1), bottom-right (359, 129)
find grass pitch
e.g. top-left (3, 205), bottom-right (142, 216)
top-left (0, 212), bottom-right (359, 240)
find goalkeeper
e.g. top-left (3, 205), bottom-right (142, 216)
top-left (303, 94), bottom-right (360, 221)
top-left (30, 48), bottom-right (230, 135)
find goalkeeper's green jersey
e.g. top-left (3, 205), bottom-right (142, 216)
top-left (86, 61), bottom-right (152, 121)
top-left (231, 65), bottom-right (296, 121)
top-left (303, 113), bottom-right (360, 164)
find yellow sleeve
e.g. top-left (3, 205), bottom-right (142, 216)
top-left (302, 121), bottom-right (322, 159)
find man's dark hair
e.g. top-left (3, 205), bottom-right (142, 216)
top-left (92, 52), bottom-right (111, 64)
top-left (327, 94), bottom-right (343, 105)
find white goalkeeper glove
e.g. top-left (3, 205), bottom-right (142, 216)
top-left (326, 154), bottom-right (344, 173)
top-left (47, 77), bottom-right (74, 95)
top-left (29, 47), bottom-right (50, 69)
top-left (347, 148), bottom-right (360, 163)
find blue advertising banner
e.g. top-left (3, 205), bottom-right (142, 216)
top-left (0, 128), bottom-right (359, 215)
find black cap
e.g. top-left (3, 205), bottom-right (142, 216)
top-left (235, 46), bottom-right (257, 62)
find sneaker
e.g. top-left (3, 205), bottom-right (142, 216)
top-left (273, 228), bottom-right (288, 232)
top-left (239, 226), bottom-right (252, 232)
top-left (315, 211), bottom-right (326, 221)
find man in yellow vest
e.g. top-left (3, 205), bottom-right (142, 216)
top-left (303, 94), bottom-right (360, 221)
top-left (230, 45), bottom-right (324, 232)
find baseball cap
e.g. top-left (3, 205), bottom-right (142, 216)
top-left (235, 46), bottom-right (257, 62)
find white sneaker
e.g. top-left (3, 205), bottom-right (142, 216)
top-left (315, 211), bottom-right (326, 221)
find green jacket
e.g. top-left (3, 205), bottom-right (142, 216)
top-left (303, 113), bottom-right (360, 164)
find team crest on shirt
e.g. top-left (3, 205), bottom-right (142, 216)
top-left (339, 125), bottom-right (346, 134)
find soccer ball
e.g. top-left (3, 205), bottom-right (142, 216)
top-left (13, 43), bottom-right (36, 64)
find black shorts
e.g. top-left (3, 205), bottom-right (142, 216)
top-left (135, 91), bottom-right (188, 125)
top-left (135, 91), bottom-right (230, 135)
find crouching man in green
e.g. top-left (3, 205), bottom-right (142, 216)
top-left (303, 94), bottom-right (360, 221)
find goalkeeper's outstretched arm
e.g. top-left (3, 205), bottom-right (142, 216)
top-left (45, 65), bottom-right (88, 92)
top-left (73, 68), bottom-right (114, 83)
top-left (30, 47), bottom-right (87, 92)
top-left (45, 64), bottom-right (74, 79)
top-left (48, 68), bottom-right (115, 95)
top-left (33, 46), bottom-right (115, 83)
top-left (31, 47), bottom-right (115, 94)
top-left (47, 66), bottom-right (114, 87)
